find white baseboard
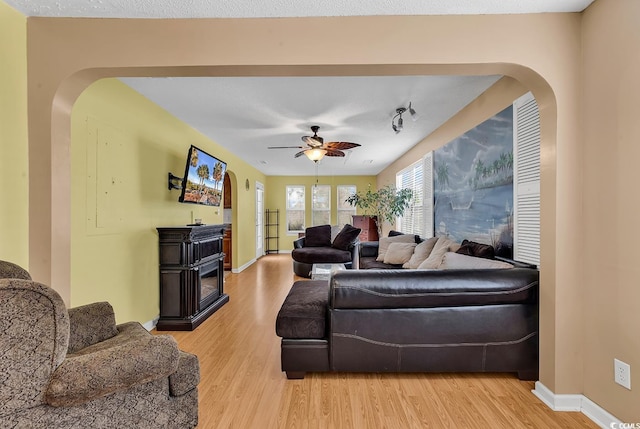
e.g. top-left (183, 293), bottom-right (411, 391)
top-left (232, 258), bottom-right (256, 273)
top-left (533, 381), bottom-right (622, 428)
top-left (581, 396), bottom-right (623, 429)
top-left (142, 317), bottom-right (158, 331)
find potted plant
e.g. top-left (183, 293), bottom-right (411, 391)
top-left (345, 185), bottom-right (414, 237)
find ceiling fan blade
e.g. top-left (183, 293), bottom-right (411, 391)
top-left (268, 146), bottom-right (304, 149)
top-left (294, 150), bottom-right (307, 158)
top-left (324, 150), bottom-right (346, 157)
top-left (302, 136), bottom-right (323, 147)
top-left (323, 141), bottom-right (361, 151)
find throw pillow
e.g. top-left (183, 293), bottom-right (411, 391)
top-left (417, 237), bottom-right (455, 269)
top-left (376, 234), bottom-right (417, 261)
top-left (403, 236), bottom-right (438, 269)
top-left (383, 242), bottom-right (417, 265)
top-left (304, 224), bottom-right (332, 247)
top-left (439, 252), bottom-right (514, 269)
top-left (331, 224), bottom-right (362, 251)
top-left (455, 239), bottom-right (495, 259)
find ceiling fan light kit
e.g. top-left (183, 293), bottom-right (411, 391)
top-left (392, 102), bottom-right (418, 134)
top-left (304, 148), bottom-right (327, 162)
top-left (268, 125), bottom-right (361, 163)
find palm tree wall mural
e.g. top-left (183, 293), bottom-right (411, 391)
top-left (433, 105), bottom-right (514, 258)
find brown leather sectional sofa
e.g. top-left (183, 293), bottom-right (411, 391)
top-left (276, 263), bottom-right (539, 381)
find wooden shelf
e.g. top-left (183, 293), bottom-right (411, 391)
top-left (265, 209), bottom-right (279, 254)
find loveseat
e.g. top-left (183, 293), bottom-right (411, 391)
top-left (276, 254), bottom-right (539, 381)
top-left (0, 260), bottom-right (199, 428)
top-left (291, 224), bottom-right (361, 278)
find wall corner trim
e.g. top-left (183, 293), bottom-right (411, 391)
top-left (532, 381), bottom-right (622, 428)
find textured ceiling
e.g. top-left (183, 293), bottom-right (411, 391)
top-left (4, 0), bottom-right (595, 18)
top-left (5, 0), bottom-right (595, 176)
top-left (121, 75), bottom-right (501, 176)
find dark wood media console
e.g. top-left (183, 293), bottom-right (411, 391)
top-left (156, 224), bottom-right (229, 331)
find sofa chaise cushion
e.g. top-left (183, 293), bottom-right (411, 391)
top-left (291, 247), bottom-right (353, 265)
top-left (276, 280), bottom-right (329, 339)
top-left (440, 252), bottom-right (514, 270)
top-left (360, 258), bottom-right (402, 269)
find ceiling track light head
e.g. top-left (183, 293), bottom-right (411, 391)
top-left (408, 102), bottom-right (418, 121)
top-left (391, 103), bottom-right (417, 134)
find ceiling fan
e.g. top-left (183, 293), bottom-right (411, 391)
top-left (268, 126), bottom-right (361, 162)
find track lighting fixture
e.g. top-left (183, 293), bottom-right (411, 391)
top-left (391, 102), bottom-right (418, 134)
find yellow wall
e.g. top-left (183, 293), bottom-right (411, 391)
top-left (71, 78), bottom-right (266, 323)
top-left (0, 2), bottom-right (28, 267)
top-left (581, 0), bottom-right (640, 421)
top-left (265, 175), bottom-right (376, 251)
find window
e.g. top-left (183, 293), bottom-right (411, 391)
top-left (396, 155), bottom-right (433, 237)
top-left (286, 185), bottom-right (305, 233)
top-left (336, 185), bottom-right (357, 228)
top-left (311, 185), bottom-right (331, 226)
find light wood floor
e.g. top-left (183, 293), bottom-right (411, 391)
top-left (161, 254), bottom-right (598, 428)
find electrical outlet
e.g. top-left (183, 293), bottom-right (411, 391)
top-left (614, 358), bottom-right (631, 390)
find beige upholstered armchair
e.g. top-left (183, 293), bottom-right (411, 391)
top-left (0, 260), bottom-right (199, 428)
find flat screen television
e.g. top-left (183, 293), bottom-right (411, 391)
top-left (178, 145), bottom-right (227, 207)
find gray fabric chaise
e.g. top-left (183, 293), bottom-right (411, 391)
top-left (0, 260), bottom-right (199, 428)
